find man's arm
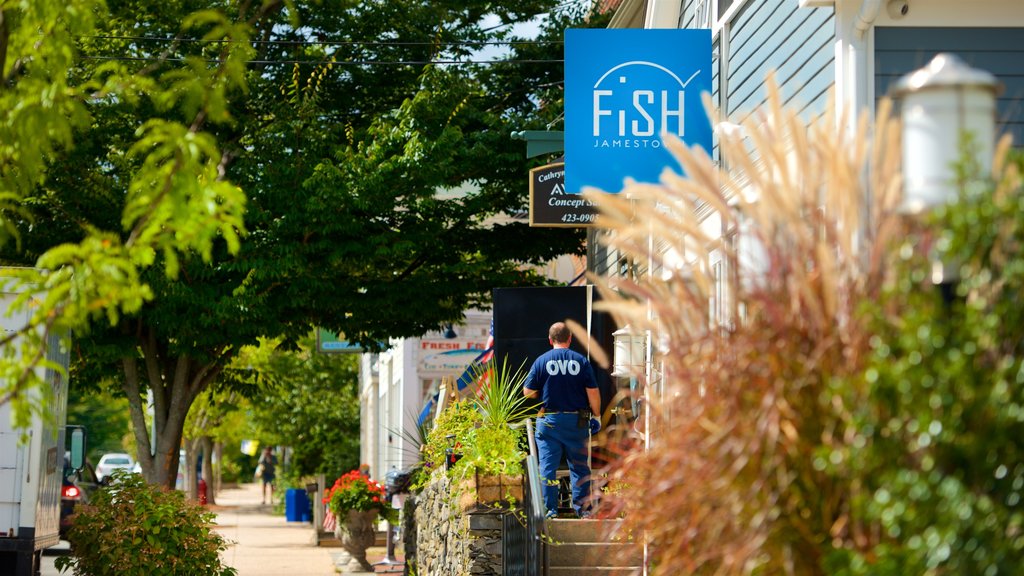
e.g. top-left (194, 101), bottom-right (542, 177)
top-left (587, 387), bottom-right (601, 419)
top-left (523, 364), bottom-right (539, 398)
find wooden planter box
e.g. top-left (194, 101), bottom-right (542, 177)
top-left (457, 473), bottom-right (524, 512)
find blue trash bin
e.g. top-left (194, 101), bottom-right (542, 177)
top-left (285, 488), bottom-right (310, 522)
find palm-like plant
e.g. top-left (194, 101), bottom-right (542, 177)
top-left (470, 357), bottom-right (533, 428)
top-left (437, 357), bottom-right (533, 480)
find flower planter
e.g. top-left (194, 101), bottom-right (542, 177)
top-left (334, 509), bottom-right (378, 571)
top-left (457, 473), bottom-right (524, 512)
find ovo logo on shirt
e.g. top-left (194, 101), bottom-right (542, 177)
top-left (545, 359), bottom-right (582, 376)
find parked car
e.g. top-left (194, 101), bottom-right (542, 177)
top-left (60, 455), bottom-right (99, 538)
top-left (95, 453), bottom-right (134, 484)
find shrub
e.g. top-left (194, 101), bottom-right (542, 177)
top-left (421, 373), bottom-right (528, 483)
top-left (56, 470), bottom-right (236, 576)
top-left (458, 422), bottom-right (525, 478)
top-left (420, 397), bottom-right (482, 475)
top-left (416, 368), bottom-right (528, 507)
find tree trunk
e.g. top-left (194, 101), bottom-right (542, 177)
top-left (0, 9), bottom-right (9, 87)
top-left (122, 324), bottom-right (227, 490)
top-left (201, 436), bottom-right (216, 505)
top-left (185, 440), bottom-right (199, 501)
top-left (214, 441), bottom-right (223, 495)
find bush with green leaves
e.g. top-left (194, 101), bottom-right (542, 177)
top-left (56, 471), bottom-right (236, 576)
top-left (418, 360), bottom-right (531, 488)
top-left (825, 145), bottom-right (1024, 575)
top-left (421, 398), bottom-right (482, 476)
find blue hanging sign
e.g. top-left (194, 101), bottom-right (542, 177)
top-left (564, 28), bottom-right (713, 194)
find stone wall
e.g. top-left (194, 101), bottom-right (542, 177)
top-left (414, 472), bottom-right (506, 576)
top-left (402, 495), bottom-right (417, 576)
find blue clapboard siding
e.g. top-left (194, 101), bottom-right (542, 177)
top-left (875, 27), bottom-right (1024, 145)
top-left (726, 0), bottom-right (835, 121)
top-left (712, 36), bottom-right (721, 162)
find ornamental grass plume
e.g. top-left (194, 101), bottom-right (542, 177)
top-left (583, 78), bottom-right (902, 574)
top-left (590, 69), bottom-right (1024, 573)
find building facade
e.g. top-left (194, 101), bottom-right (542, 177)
top-left (589, 0), bottom-right (1024, 437)
top-left (614, 0), bottom-right (1023, 143)
top-left (358, 310), bottom-right (493, 481)
top-left (600, 0), bottom-right (1024, 290)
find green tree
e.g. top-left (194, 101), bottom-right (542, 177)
top-left (0, 0), bottom-right (249, 430)
top-left (67, 387), bottom-right (132, 465)
top-left (183, 388), bottom-right (252, 504)
top-left (241, 335), bottom-right (361, 482)
top-left (3, 0), bottom-right (601, 489)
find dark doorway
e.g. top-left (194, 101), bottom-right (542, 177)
top-left (492, 285), bottom-right (615, 414)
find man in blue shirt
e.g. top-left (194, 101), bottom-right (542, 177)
top-left (523, 321), bottom-right (601, 519)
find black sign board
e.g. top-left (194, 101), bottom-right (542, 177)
top-left (529, 162), bottom-right (597, 227)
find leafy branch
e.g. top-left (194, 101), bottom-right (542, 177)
top-left (0, 3), bottom-right (257, 420)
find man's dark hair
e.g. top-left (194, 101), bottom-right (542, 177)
top-left (549, 322), bottom-right (571, 344)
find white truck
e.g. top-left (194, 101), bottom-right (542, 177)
top-left (0, 286), bottom-right (72, 576)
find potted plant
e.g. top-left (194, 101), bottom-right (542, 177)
top-left (454, 423), bottom-right (528, 512)
top-left (323, 470), bottom-right (397, 571)
top-left (424, 358), bottom-right (533, 511)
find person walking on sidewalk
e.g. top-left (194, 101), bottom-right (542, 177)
top-left (257, 447), bottom-right (277, 505)
top-left (523, 321), bottom-right (601, 519)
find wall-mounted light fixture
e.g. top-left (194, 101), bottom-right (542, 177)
top-left (892, 53), bottom-right (1000, 292)
top-left (611, 325), bottom-right (647, 377)
top-left (892, 53), bottom-right (999, 216)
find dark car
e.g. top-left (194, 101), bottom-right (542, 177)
top-left (60, 455), bottom-right (99, 538)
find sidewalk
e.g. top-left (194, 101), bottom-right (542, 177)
top-left (212, 482), bottom-right (387, 576)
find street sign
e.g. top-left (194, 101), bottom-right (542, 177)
top-left (529, 162), bottom-right (597, 227)
top-left (316, 329), bottom-right (365, 354)
top-left (565, 28), bottom-right (713, 194)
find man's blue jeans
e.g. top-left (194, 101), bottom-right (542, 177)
top-left (535, 413), bottom-right (591, 517)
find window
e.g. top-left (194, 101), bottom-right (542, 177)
top-left (718, 0), bottom-right (739, 19)
top-left (693, 0), bottom-right (746, 30)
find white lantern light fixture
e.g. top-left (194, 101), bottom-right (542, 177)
top-left (892, 53), bottom-right (999, 215)
top-left (611, 325), bottom-right (646, 377)
top-left (736, 217), bottom-right (768, 292)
